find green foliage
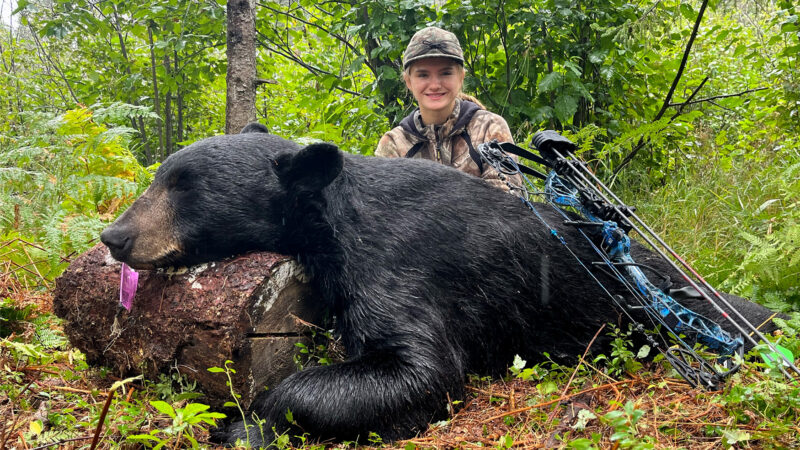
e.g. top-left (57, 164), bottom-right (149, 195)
top-left (293, 328), bottom-right (336, 370)
top-left (126, 400), bottom-right (226, 449)
top-left (208, 360), bottom-right (253, 445)
top-left (10, 0), bottom-right (228, 161)
top-left (152, 369), bottom-right (203, 402)
top-left (600, 400), bottom-right (654, 449)
top-left (508, 354), bottom-right (550, 382)
top-left (0, 297), bottom-right (35, 337)
top-left (592, 325), bottom-right (647, 378)
top-left (1, 104), bottom-right (150, 282)
top-left (620, 140), bottom-right (800, 311)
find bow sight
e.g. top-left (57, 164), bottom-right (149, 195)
top-left (477, 131), bottom-right (800, 389)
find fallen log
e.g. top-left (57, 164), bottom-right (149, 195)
top-left (53, 243), bottom-right (327, 409)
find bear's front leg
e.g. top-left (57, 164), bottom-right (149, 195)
top-left (220, 344), bottom-right (465, 447)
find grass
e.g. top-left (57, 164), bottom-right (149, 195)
top-left (616, 145), bottom-right (800, 310)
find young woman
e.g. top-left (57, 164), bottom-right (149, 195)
top-left (375, 26), bottom-right (522, 191)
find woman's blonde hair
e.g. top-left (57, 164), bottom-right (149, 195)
top-left (457, 93), bottom-right (486, 110)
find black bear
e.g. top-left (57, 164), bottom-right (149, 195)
top-left (100, 126), bottom-right (779, 446)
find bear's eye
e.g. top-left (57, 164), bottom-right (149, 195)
top-left (172, 170), bottom-right (194, 192)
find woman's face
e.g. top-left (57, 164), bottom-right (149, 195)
top-left (404, 58), bottom-right (465, 120)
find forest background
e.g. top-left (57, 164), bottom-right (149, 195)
top-left (1, 0), bottom-right (799, 448)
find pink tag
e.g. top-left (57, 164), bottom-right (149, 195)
top-left (120, 263), bottom-right (139, 311)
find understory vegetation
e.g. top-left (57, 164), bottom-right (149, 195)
top-left (2, 0), bottom-right (799, 447)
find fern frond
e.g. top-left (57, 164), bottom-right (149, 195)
top-left (91, 101), bottom-right (161, 124)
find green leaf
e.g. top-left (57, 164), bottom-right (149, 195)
top-left (757, 343), bottom-right (794, 369)
top-left (12, 0), bottom-right (31, 15)
top-left (564, 61), bottom-right (582, 77)
top-left (637, 345), bottom-right (651, 359)
top-left (512, 354), bottom-right (526, 372)
top-left (181, 403), bottom-right (210, 417)
top-left (537, 380), bottom-right (558, 395)
top-left (126, 434), bottom-right (164, 443)
top-left (679, 3), bottom-right (695, 21)
top-left (721, 429), bottom-right (751, 446)
top-left (554, 94), bottom-right (579, 123)
top-left (588, 51), bottom-right (606, 64)
top-left (150, 400), bottom-right (177, 418)
top-left (567, 438), bottom-right (594, 449)
top-left (610, 431), bottom-right (630, 441)
top-left (207, 367), bottom-right (225, 373)
top-left (538, 72), bottom-right (563, 93)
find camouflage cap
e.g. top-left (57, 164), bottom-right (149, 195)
top-left (403, 26), bottom-right (464, 69)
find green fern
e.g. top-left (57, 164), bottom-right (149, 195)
top-left (30, 315), bottom-right (68, 349)
top-left (725, 223), bottom-right (800, 306)
top-left (1, 104), bottom-right (152, 284)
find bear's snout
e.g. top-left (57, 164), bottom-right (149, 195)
top-left (100, 225), bottom-right (133, 259)
top-left (99, 184), bottom-right (183, 269)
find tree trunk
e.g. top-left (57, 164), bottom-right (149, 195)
top-left (225, 0), bottom-right (257, 134)
top-left (148, 26), bottom-right (164, 160)
top-left (163, 53), bottom-right (173, 156)
top-left (175, 50), bottom-right (184, 147)
top-left (52, 244), bottom-right (330, 410)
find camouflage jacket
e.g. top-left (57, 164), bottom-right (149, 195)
top-left (375, 99), bottom-right (523, 192)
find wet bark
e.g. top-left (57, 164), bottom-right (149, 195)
top-left (53, 244), bottom-right (328, 410)
top-left (225, 0), bottom-right (257, 134)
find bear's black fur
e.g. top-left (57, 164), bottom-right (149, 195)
top-left (101, 129), bottom-right (780, 446)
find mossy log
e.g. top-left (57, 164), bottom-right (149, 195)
top-left (53, 244), bottom-right (327, 409)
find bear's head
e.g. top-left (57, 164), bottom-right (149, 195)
top-left (100, 126), bottom-right (344, 269)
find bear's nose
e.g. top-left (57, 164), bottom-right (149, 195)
top-left (100, 227), bottom-right (131, 255)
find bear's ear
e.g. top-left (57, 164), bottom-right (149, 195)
top-left (240, 122), bottom-right (269, 134)
top-left (275, 143), bottom-right (344, 192)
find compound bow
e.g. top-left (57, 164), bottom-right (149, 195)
top-left (477, 131), bottom-right (800, 389)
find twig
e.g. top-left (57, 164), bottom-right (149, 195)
top-left (31, 436), bottom-right (94, 450)
top-left (89, 389), bottom-right (115, 450)
top-left (18, 430), bottom-right (29, 450)
top-left (709, 100), bottom-right (734, 112)
top-left (256, 29), bottom-right (364, 97)
top-left (0, 381), bottom-right (33, 450)
top-left (18, 366), bottom-right (60, 376)
top-left (26, 24), bottom-right (81, 105)
top-left (49, 385), bottom-right (110, 396)
top-left (560, 323), bottom-right (606, 398)
top-left (686, 403), bottom-right (717, 421)
top-left (465, 386), bottom-right (509, 399)
top-left (483, 379), bottom-right (635, 422)
top-left (668, 87), bottom-right (767, 108)
top-left (669, 75), bottom-right (710, 120)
